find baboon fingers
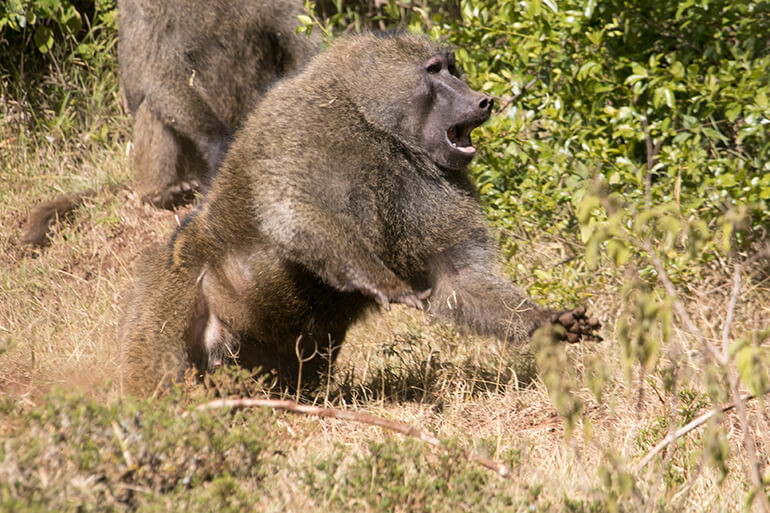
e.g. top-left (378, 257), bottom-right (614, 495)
top-left (149, 181), bottom-right (201, 208)
top-left (392, 289), bottom-right (433, 311)
top-left (549, 306), bottom-right (602, 343)
top-left (417, 288), bottom-right (433, 301)
top-left (405, 296), bottom-right (424, 311)
top-left (373, 291), bottom-right (391, 311)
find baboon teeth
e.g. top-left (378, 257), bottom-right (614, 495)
top-left (447, 124), bottom-right (476, 153)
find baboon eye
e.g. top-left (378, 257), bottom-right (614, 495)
top-left (426, 62), bottom-right (441, 74)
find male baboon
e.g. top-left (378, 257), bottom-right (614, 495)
top-left (120, 33), bottom-right (600, 397)
top-left (22, 0), bottom-right (320, 247)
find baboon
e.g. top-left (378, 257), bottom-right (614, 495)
top-left (21, 0), bottom-right (320, 247)
top-left (120, 33), bottom-right (600, 397)
top-left (119, 0), bottom-right (321, 207)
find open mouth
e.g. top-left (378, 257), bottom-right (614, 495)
top-left (446, 122), bottom-right (477, 155)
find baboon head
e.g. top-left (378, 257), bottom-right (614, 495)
top-left (341, 34), bottom-right (494, 171)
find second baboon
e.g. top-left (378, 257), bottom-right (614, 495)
top-left (21, 0), bottom-right (320, 247)
top-left (120, 33), bottom-right (600, 397)
top-left (119, 0), bottom-right (321, 207)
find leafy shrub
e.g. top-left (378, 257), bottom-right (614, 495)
top-left (439, 0), bottom-right (769, 234)
top-left (1, 0), bottom-right (120, 152)
top-left (0, 0), bottom-right (116, 57)
top-left (0, 385), bottom-right (271, 512)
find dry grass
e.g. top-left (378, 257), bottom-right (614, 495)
top-left (1, 89), bottom-right (769, 512)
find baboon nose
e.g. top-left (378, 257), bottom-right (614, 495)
top-left (479, 97), bottom-right (493, 111)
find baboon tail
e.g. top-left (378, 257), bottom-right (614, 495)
top-left (21, 191), bottom-right (95, 247)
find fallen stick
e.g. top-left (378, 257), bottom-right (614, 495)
top-left (196, 398), bottom-right (512, 478)
top-left (635, 390), bottom-right (770, 473)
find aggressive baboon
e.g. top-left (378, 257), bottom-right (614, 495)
top-left (21, 0), bottom-right (320, 247)
top-left (120, 33), bottom-right (600, 397)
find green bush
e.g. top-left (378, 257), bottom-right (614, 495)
top-left (0, 0), bottom-right (116, 56)
top-left (439, 0), bottom-right (769, 234)
top-left (1, 0), bottom-right (119, 150)
top-left (0, 386), bottom-right (271, 512)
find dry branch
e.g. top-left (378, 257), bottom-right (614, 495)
top-left (635, 390), bottom-right (770, 473)
top-left (639, 231), bottom-right (770, 512)
top-left (498, 76), bottom-right (540, 111)
top-left (196, 398), bottom-right (512, 478)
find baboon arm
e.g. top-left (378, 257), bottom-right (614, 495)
top-left (427, 246), bottom-right (551, 343)
top-left (261, 200), bottom-right (418, 309)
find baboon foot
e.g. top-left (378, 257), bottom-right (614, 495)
top-left (146, 180), bottom-right (202, 209)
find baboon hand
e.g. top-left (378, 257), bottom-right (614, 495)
top-left (370, 287), bottom-right (432, 312)
top-left (549, 306), bottom-right (602, 343)
top-left (391, 288), bottom-right (432, 311)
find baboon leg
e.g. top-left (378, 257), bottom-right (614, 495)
top-left (120, 246), bottom-right (201, 395)
top-left (143, 85), bottom-right (230, 175)
top-left (132, 99), bottom-right (207, 208)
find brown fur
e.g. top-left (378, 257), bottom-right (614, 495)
top-left (119, 0), bottom-right (321, 205)
top-left (120, 33), bottom-right (599, 397)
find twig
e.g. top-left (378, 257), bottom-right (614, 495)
top-left (635, 390), bottom-right (770, 472)
top-left (723, 230), bottom-right (770, 513)
top-left (642, 240), bottom-right (725, 365)
top-left (642, 231), bottom-right (770, 512)
top-left (111, 421), bottom-right (135, 468)
top-left (721, 248), bottom-right (742, 358)
top-left (641, 117), bottom-right (664, 208)
top-left (196, 398), bottom-right (512, 478)
top-left (498, 76), bottom-right (540, 111)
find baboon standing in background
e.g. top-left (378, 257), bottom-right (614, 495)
top-left (119, 0), bottom-right (321, 207)
top-left (22, 0), bottom-right (320, 246)
top-left (120, 33), bottom-right (600, 397)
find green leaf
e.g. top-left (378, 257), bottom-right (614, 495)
top-left (34, 25), bottom-right (54, 53)
top-left (735, 346), bottom-right (767, 396)
top-left (725, 103), bottom-right (741, 122)
top-left (577, 61), bottom-right (600, 81)
top-left (653, 86), bottom-right (675, 109)
top-left (756, 91), bottom-right (768, 109)
top-left (542, 0), bottom-right (558, 13)
top-left (607, 238), bottom-right (631, 265)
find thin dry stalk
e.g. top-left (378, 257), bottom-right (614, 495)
top-left (641, 117), bottom-right (664, 208)
top-left (642, 240), bottom-right (723, 364)
top-left (196, 397), bottom-right (512, 478)
top-left (723, 234), bottom-right (770, 513)
top-left (498, 76), bottom-right (540, 111)
top-left (635, 390), bottom-right (770, 473)
top-left (643, 234), bottom-right (770, 513)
